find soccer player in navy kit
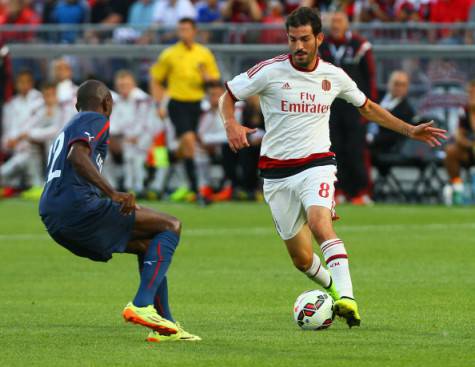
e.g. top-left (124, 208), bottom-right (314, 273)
top-left (39, 80), bottom-right (200, 342)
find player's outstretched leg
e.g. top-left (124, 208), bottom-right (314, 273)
top-left (125, 207), bottom-right (201, 340)
top-left (284, 225), bottom-right (340, 301)
top-left (123, 208), bottom-right (182, 334)
top-left (307, 206), bottom-right (361, 328)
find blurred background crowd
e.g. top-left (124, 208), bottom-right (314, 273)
top-left (1, 0), bottom-right (475, 206)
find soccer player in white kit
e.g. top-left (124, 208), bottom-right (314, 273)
top-left (219, 7), bottom-right (447, 328)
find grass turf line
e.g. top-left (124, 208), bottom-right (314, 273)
top-left (0, 200), bottom-right (474, 367)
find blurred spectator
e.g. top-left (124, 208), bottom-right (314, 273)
top-left (443, 80), bottom-right (475, 205)
top-left (367, 71), bottom-right (415, 168)
top-left (149, 18), bottom-right (220, 204)
top-left (300, 0), bottom-right (336, 13)
top-left (221, 0), bottom-right (264, 22)
top-left (360, 0), bottom-right (396, 22)
top-left (29, 82), bottom-right (62, 151)
top-left (1, 69), bottom-right (44, 191)
top-left (52, 57), bottom-right (78, 124)
top-left (235, 95), bottom-right (264, 199)
top-left (394, 0), bottom-right (430, 22)
top-left (196, 0), bottom-right (223, 23)
top-left (261, 0), bottom-right (287, 44)
top-left (283, 0), bottom-right (300, 14)
top-left (24, 82), bottom-right (63, 195)
top-left (0, 45), bottom-right (14, 166)
top-left (0, 0), bottom-right (40, 43)
top-left (127, 0), bottom-right (155, 26)
top-left (195, 81), bottom-right (228, 200)
top-left (50, 0), bottom-right (89, 43)
top-left (90, 0), bottom-right (133, 24)
top-left (417, 60), bottom-right (467, 135)
top-left (429, 0), bottom-right (472, 44)
top-left (152, 0), bottom-right (197, 27)
top-left (110, 70), bottom-right (154, 195)
top-left (320, 11), bottom-right (378, 204)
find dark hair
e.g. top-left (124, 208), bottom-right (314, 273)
top-left (41, 81), bottom-right (57, 90)
top-left (76, 79), bottom-right (110, 110)
top-left (178, 17), bottom-right (196, 28)
top-left (285, 7), bottom-right (322, 35)
top-left (16, 69), bottom-right (34, 80)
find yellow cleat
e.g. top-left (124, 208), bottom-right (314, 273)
top-left (122, 302), bottom-right (178, 334)
top-left (334, 298), bottom-right (361, 328)
top-left (146, 322), bottom-right (201, 342)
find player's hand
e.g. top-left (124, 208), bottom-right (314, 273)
top-left (158, 106), bottom-right (167, 119)
top-left (409, 121), bottom-right (448, 147)
top-left (225, 120), bottom-right (257, 153)
top-left (111, 191), bottom-right (136, 215)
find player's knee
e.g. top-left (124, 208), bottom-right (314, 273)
top-left (291, 253), bottom-right (313, 272)
top-left (166, 217), bottom-right (182, 236)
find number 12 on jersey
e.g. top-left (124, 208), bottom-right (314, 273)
top-left (47, 132), bottom-right (65, 183)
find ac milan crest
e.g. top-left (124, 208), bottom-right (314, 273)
top-left (322, 79), bottom-right (331, 91)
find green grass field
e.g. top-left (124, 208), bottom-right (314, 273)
top-left (1, 200), bottom-right (474, 367)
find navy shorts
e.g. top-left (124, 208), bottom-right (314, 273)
top-left (43, 199), bottom-right (135, 262)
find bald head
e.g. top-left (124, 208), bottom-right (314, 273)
top-left (330, 11), bottom-right (349, 40)
top-left (76, 80), bottom-right (113, 117)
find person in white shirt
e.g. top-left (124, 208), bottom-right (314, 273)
top-left (153, 0), bottom-right (197, 27)
top-left (110, 70), bottom-right (155, 194)
top-left (219, 7), bottom-right (446, 328)
top-left (1, 70), bottom-right (44, 189)
top-left (52, 57), bottom-right (78, 125)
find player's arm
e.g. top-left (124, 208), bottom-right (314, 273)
top-left (67, 141), bottom-right (136, 215)
top-left (218, 91), bottom-right (256, 152)
top-left (149, 52), bottom-right (170, 119)
top-left (358, 99), bottom-right (447, 147)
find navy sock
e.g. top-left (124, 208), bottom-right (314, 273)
top-left (137, 254), bottom-right (174, 321)
top-left (133, 231), bottom-right (179, 307)
top-left (154, 277), bottom-right (174, 322)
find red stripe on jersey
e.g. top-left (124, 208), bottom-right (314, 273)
top-left (247, 54), bottom-right (287, 76)
top-left (247, 56), bottom-right (287, 78)
top-left (147, 242), bottom-right (162, 289)
top-left (258, 152), bottom-right (335, 169)
top-left (325, 254), bottom-right (348, 264)
top-left (225, 82), bottom-right (238, 102)
top-left (247, 54), bottom-right (288, 79)
top-left (96, 120), bottom-right (110, 140)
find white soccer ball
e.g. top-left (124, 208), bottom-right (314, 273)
top-left (293, 290), bottom-right (334, 330)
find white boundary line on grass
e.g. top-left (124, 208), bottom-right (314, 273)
top-left (1, 222), bottom-right (475, 241)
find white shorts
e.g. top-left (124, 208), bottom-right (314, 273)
top-left (263, 165), bottom-right (337, 240)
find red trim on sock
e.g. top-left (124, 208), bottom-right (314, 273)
top-left (321, 241), bottom-right (343, 253)
top-left (311, 263), bottom-right (321, 278)
top-left (321, 239), bottom-right (343, 252)
top-left (325, 254), bottom-right (348, 264)
top-left (147, 242), bottom-right (162, 289)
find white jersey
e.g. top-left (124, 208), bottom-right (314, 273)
top-left (225, 54), bottom-right (367, 171)
top-left (2, 89), bottom-right (44, 153)
top-left (56, 79), bottom-right (78, 125)
top-left (110, 87), bottom-right (156, 152)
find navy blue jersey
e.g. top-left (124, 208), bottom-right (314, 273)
top-left (39, 111), bottom-right (109, 231)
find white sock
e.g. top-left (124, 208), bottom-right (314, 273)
top-left (304, 253), bottom-right (331, 288)
top-left (320, 238), bottom-right (354, 299)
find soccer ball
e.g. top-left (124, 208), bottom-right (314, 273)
top-left (293, 290), bottom-right (334, 330)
